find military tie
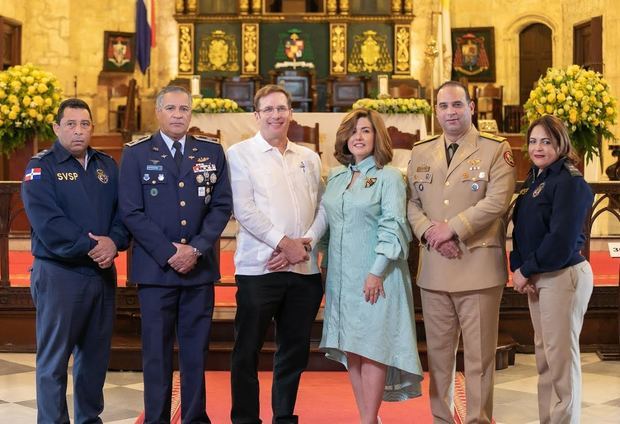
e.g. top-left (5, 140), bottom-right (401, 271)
top-left (172, 140), bottom-right (183, 169)
top-left (447, 142), bottom-right (459, 166)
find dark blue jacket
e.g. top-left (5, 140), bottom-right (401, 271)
top-left (118, 131), bottom-right (232, 286)
top-left (21, 140), bottom-right (129, 276)
top-left (510, 157), bottom-right (593, 277)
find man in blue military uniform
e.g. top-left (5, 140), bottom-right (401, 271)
top-left (119, 85), bottom-right (232, 423)
top-left (22, 98), bottom-right (129, 423)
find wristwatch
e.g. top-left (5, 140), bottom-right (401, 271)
top-left (192, 247), bottom-right (202, 257)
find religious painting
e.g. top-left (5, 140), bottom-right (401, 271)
top-left (451, 27), bottom-right (495, 82)
top-left (103, 31), bottom-right (136, 73)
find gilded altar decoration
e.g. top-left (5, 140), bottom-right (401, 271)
top-left (175, 0), bottom-right (185, 14)
top-left (251, 0), bottom-right (261, 15)
top-left (327, 0), bottom-right (338, 15)
top-left (275, 29), bottom-right (315, 69)
top-left (391, 0), bottom-right (402, 14)
top-left (197, 30), bottom-right (239, 72)
top-left (403, 0), bottom-right (413, 14)
top-left (453, 32), bottom-right (490, 77)
top-left (178, 24), bottom-right (194, 75)
top-left (242, 23), bottom-right (259, 75)
top-left (239, 0), bottom-right (249, 15)
top-left (330, 24), bottom-right (347, 75)
top-left (187, 0), bottom-right (197, 13)
top-left (394, 25), bottom-right (411, 74)
top-left (339, 0), bottom-right (349, 15)
top-left (348, 30), bottom-right (393, 73)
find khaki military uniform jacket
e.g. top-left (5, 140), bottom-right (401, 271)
top-left (407, 126), bottom-right (516, 292)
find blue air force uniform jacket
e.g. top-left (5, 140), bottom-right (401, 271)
top-left (118, 131), bottom-right (232, 286)
top-left (21, 140), bottom-right (129, 274)
top-left (510, 157), bottom-right (593, 277)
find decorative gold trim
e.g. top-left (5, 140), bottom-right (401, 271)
top-left (329, 23), bottom-right (347, 75)
top-left (348, 30), bottom-right (393, 73)
top-left (251, 0), bottom-right (261, 15)
top-left (175, 0), bottom-right (185, 14)
top-left (178, 23), bottom-right (194, 75)
top-left (391, 0), bottom-right (402, 15)
top-left (403, 0), bottom-right (413, 15)
top-left (327, 0), bottom-right (337, 15)
top-left (394, 24), bottom-right (411, 75)
top-left (187, 0), bottom-right (197, 14)
top-left (197, 30), bottom-right (240, 72)
top-left (242, 23), bottom-right (260, 75)
top-left (239, 0), bottom-right (249, 15)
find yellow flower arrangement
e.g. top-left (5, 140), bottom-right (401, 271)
top-left (524, 64), bottom-right (617, 162)
top-left (192, 97), bottom-right (244, 113)
top-left (0, 63), bottom-right (63, 155)
top-left (352, 97), bottom-right (431, 115)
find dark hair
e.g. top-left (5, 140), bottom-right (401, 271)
top-left (56, 98), bottom-right (93, 124)
top-left (253, 84), bottom-right (292, 111)
top-left (334, 108), bottom-right (393, 168)
top-left (436, 80), bottom-right (472, 103)
top-left (155, 85), bottom-right (191, 110)
top-left (526, 114), bottom-right (580, 164)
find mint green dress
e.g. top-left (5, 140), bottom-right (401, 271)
top-left (319, 156), bottom-right (423, 401)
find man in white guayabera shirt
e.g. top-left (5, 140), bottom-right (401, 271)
top-left (226, 84), bottom-right (326, 424)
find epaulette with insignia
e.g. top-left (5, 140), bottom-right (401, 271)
top-left (124, 134), bottom-right (152, 147)
top-left (479, 132), bottom-right (506, 142)
top-left (564, 161), bottom-right (582, 177)
top-left (193, 134), bottom-right (220, 144)
top-left (413, 134), bottom-right (441, 147)
top-left (31, 149), bottom-right (51, 160)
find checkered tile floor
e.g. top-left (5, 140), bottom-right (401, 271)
top-left (0, 352), bottom-right (618, 423)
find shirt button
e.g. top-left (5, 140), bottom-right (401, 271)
top-left (482, 242), bottom-right (487, 246)
top-left (443, 199), bottom-right (449, 205)
top-left (180, 238), bottom-right (187, 244)
top-left (445, 181), bottom-right (450, 186)
top-left (178, 181), bottom-right (185, 188)
top-left (444, 219), bottom-right (448, 223)
top-left (181, 219), bottom-right (187, 226)
top-left (180, 200), bottom-right (186, 207)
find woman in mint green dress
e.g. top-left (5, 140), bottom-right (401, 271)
top-left (319, 109), bottom-right (423, 424)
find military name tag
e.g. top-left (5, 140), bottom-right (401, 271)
top-left (413, 172), bottom-right (432, 183)
top-left (416, 165), bottom-right (430, 172)
top-left (146, 164), bottom-right (163, 171)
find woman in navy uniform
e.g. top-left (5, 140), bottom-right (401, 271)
top-left (119, 86), bottom-right (232, 423)
top-left (22, 98), bottom-right (129, 423)
top-left (511, 114), bottom-right (594, 423)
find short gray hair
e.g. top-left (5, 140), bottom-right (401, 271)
top-left (155, 85), bottom-right (191, 110)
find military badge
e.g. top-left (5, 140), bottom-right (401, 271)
top-left (532, 182), bottom-right (545, 198)
top-left (471, 182), bottom-right (480, 191)
top-left (418, 183), bottom-right (424, 191)
top-left (196, 174), bottom-right (205, 184)
top-left (503, 151), bottom-right (515, 167)
top-left (210, 173), bottom-right (217, 184)
top-left (150, 188), bottom-right (158, 196)
top-left (198, 186), bottom-right (206, 197)
top-left (205, 194), bottom-right (212, 205)
top-left (96, 169), bottom-right (109, 184)
top-left (143, 173), bottom-right (150, 181)
top-left (158, 174), bottom-right (165, 181)
top-left (416, 165), bottom-right (430, 172)
top-left (197, 157), bottom-right (209, 163)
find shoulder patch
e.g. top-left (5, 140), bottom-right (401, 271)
top-left (479, 132), bottom-right (506, 142)
top-left (193, 134), bottom-right (220, 144)
top-left (413, 134), bottom-right (441, 147)
top-left (124, 134), bottom-right (152, 147)
top-left (564, 161), bottom-right (583, 177)
top-left (31, 149), bottom-right (51, 160)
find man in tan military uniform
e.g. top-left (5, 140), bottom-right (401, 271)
top-left (407, 81), bottom-right (516, 423)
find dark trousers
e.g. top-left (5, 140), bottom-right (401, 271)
top-left (138, 284), bottom-right (214, 424)
top-left (230, 272), bottom-right (323, 424)
top-left (30, 259), bottom-right (115, 424)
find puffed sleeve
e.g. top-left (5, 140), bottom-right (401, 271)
top-left (370, 167), bottom-right (412, 276)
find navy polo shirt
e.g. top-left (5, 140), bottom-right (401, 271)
top-left (21, 140), bottom-right (129, 275)
top-left (510, 157), bottom-right (593, 278)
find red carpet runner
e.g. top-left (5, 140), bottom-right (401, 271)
top-left (133, 371), bottom-right (493, 424)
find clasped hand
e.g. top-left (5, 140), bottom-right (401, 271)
top-left (88, 233), bottom-right (118, 269)
top-left (168, 243), bottom-right (198, 274)
top-left (512, 268), bottom-right (537, 296)
top-left (424, 222), bottom-right (461, 259)
top-left (266, 237), bottom-right (311, 271)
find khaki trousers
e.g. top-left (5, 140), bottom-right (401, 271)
top-left (528, 261), bottom-right (593, 424)
top-left (421, 285), bottom-right (503, 424)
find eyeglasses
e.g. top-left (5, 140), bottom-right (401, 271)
top-left (258, 106), bottom-right (290, 116)
top-left (61, 121), bottom-right (92, 130)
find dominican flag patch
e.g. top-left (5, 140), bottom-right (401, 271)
top-left (24, 168), bottom-right (42, 181)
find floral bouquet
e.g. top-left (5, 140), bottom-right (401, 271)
top-left (524, 64), bottom-right (617, 162)
top-left (0, 63), bottom-right (63, 155)
top-left (192, 97), bottom-right (244, 113)
top-left (352, 97), bottom-right (431, 115)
